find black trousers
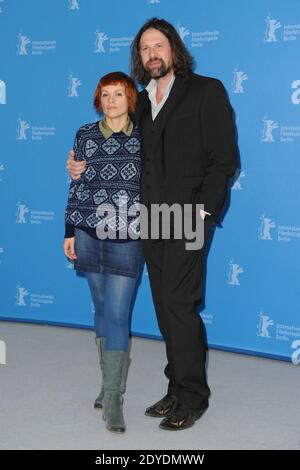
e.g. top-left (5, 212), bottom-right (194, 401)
top-left (141, 220), bottom-right (213, 410)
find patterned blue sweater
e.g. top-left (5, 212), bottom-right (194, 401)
top-left (65, 121), bottom-right (141, 240)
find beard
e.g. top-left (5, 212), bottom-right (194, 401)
top-left (145, 58), bottom-right (172, 79)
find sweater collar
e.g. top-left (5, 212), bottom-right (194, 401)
top-left (99, 117), bottom-right (133, 139)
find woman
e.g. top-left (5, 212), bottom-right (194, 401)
top-left (64, 72), bottom-right (143, 434)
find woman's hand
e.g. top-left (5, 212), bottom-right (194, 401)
top-left (64, 237), bottom-right (77, 260)
top-left (66, 149), bottom-right (86, 180)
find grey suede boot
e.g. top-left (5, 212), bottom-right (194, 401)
top-left (102, 350), bottom-right (130, 434)
top-left (94, 338), bottom-right (131, 410)
top-left (94, 337), bottom-right (105, 409)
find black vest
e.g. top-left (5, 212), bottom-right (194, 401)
top-left (139, 99), bottom-right (167, 205)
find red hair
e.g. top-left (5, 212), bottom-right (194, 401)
top-left (94, 71), bottom-right (138, 114)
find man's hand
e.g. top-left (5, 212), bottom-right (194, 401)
top-left (64, 237), bottom-right (77, 260)
top-left (67, 149), bottom-right (86, 180)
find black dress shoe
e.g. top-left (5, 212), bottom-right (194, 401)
top-left (145, 394), bottom-right (178, 417)
top-left (159, 403), bottom-right (208, 431)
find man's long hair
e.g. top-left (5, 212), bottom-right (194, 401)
top-left (131, 17), bottom-right (195, 85)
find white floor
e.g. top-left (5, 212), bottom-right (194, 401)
top-left (0, 321), bottom-right (299, 450)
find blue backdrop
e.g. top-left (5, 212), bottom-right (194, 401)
top-left (1, 0), bottom-right (300, 364)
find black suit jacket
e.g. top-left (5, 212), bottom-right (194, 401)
top-left (135, 73), bottom-right (238, 221)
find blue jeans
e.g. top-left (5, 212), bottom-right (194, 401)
top-left (74, 229), bottom-right (143, 350)
top-left (86, 271), bottom-right (140, 350)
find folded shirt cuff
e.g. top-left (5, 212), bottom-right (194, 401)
top-left (199, 209), bottom-right (211, 220)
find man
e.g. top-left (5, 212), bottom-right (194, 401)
top-left (67, 18), bottom-right (238, 431)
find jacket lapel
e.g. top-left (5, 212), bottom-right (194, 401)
top-left (135, 90), bottom-right (149, 125)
